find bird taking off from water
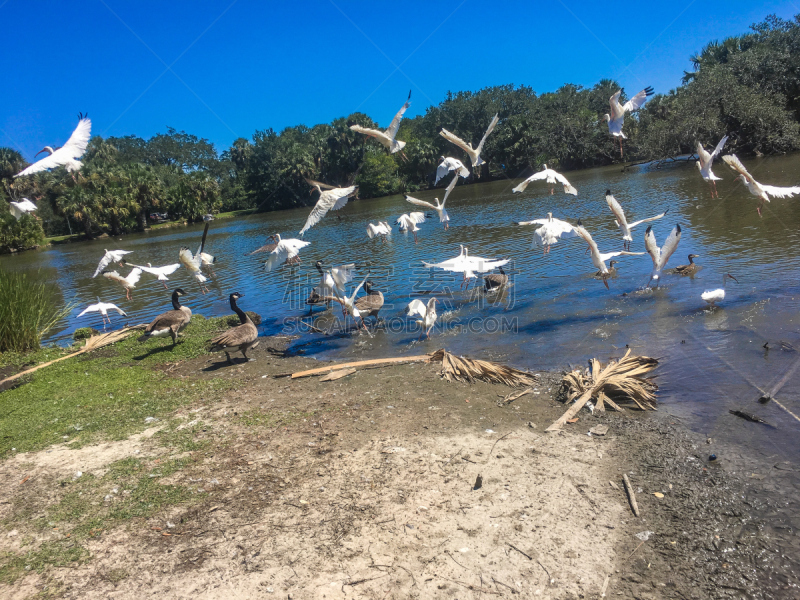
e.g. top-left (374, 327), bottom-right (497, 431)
top-left (722, 154), bottom-right (800, 216)
top-left (573, 225), bottom-right (643, 289)
top-left (405, 297), bottom-right (438, 339)
top-left (515, 213), bottom-right (578, 254)
top-left (349, 90), bottom-right (411, 154)
top-left (644, 224), bottom-right (681, 287)
top-left (605, 191), bottom-right (667, 251)
top-left (439, 113), bottom-right (500, 169)
top-left (15, 114), bottom-right (92, 177)
top-left (405, 172), bottom-right (458, 230)
top-left (604, 88), bottom-right (653, 157)
top-left (696, 136), bottom-right (728, 198)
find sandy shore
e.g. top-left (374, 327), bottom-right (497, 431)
top-left (0, 338), bottom-right (796, 599)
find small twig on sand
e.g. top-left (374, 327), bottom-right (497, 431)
top-left (625, 540), bottom-right (646, 561)
top-left (500, 387), bottom-right (534, 406)
top-left (445, 551), bottom-right (469, 571)
top-left (600, 574), bottom-right (611, 597)
top-left (507, 542), bottom-right (532, 560)
top-left (622, 474), bottom-right (640, 517)
top-left (487, 432), bottom-right (513, 461)
top-left (537, 559), bottom-right (553, 583)
top-left (492, 576), bottom-right (518, 593)
top-left (439, 576), bottom-right (501, 596)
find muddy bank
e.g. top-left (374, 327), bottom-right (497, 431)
top-left (0, 340), bottom-right (797, 598)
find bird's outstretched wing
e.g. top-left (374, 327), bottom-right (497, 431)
top-left (62, 117), bottom-right (92, 156)
top-left (628, 210), bottom-right (668, 229)
top-left (622, 87), bottom-right (654, 113)
top-left (330, 264), bottom-right (356, 291)
top-left (367, 223), bottom-right (380, 239)
top-left (573, 225), bottom-right (600, 258)
top-left (299, 187), bottom-right (357, 235)
top-left (553, 171), bottom-right (577, 195)
top-left (14, 199), bottom-right (37, 212)
top-left (385, 90), bottom-right (411, 139)
top-left (760, 184), bottom-right (800, 199)
top-left (476, 113), bottom-right (500, 154)
top-left (405, 195), bottom-right (436, 210)
top-left (710, 135), bottom-right (728, 160)
top-left (512, 171), bottom-right (547, 193)
top-left (515, 219), bottom-right (549, 226)
top-left (605, 193), bottom-right (629, 229)
top-left (93, 253), bottom-right (114, 278)
top-left (78, 305), bottom-right (98, 317)
top-left (348, 123), bottom-right (383, 138)
top-left (408, 211), bottom-right (426, 224)
top-left (658, 225), bottom-right (682, 269)
top-left (265, 239), bottom-right (310, 271)
top-left (644, 226), bottom-right (660, 267)
top-left (126, 268), bottom-right (143, 286)
top-left (405, 298), bottom-right (427, 318)
top-left (722, 154), bottom-right (754, 183)
top-left (303, 177), bottom-right (336, 191)
top-left (440, 173), bottom-right (459, 207)
top-left (439, 128), bottom-right (473, 154)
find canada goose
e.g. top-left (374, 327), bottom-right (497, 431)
top-left (179, 246), bottom-right (210, 294)
top-left (77, 298), bottom-right (127, 329)
top-left (299, 182), bottom-right (358, 236)
top-left (138, 289), bottom-right (192, 345)
top-left (102, 267), bottom-right (142, 300)
top-left (572, 225), bottom-right (643, 289)
top-left (264, 234), bottom-right (310, 271)
top-left (696, 136), bottom-right (728, 197)
top-left (666, 254), bottom-right (701, 276)
top-left (396, 212), bottom-right (426, 243)
top-left (122, 260), bottom-right (181, 289)
top-left (484, 266), bottom-right (508, 291)
top-left (405, 172), bottom-right (458, 229)
top-left (644, 224), bottom-right (682, 287)
top-left (516, 213), bottom-right (579, 253)
top-left (594, 260), bottom-right (619, 279)
top-left (405, 298), bottom-right (437, 339)
top-left (93, 249), bottom-right (133, 278)
top-left (702, 274), bottom-right (739, 306)
top-left (512, 164), bottom-right (577, 196)
top-left (354, 281), bottom-right (385, 324)
top-left (435, 156), bottom-right (470, 185)
top-left (208, 292), bottom-right (259, 363)
top-left (439, 113), bottom-right (500, 168)
top-left (723, 154), bottom-right (800, 215)
top-left (605, 191), bottom-right (667, 251)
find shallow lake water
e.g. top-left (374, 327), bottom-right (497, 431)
top-left (3, 154), bottom-right (800, 467)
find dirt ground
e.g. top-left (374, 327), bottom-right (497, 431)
top-left (1, 337), bottom-right (797, 599)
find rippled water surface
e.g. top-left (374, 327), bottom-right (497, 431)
top-left (3, 154), bottom-right (800, 460)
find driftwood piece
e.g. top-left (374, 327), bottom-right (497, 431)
top-left (290, 354), bottom-right (432, 379)
top-left (622, 473), bottom-right (640, 517)
top-left (319, 368), bottom-right (357, 381)
top-left (0, 328), bottom-right (140, 388)
top-left (500, 387), bottom-right (534, 405)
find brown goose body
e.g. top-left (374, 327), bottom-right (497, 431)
top-left (354, 281), bottom-right (384, 320)
top-left (665, 254), bottom-right (701, 276)
top-left (246, 239), bottom-right (278, 256)
top-left (209, 292), bottom-right (259, 363)
top-left (483, 266), bottom-right (508, 291)
top-left (139, 289), bottom-right (192, 345)
top-left (594, 260), bottom-right (619, 279)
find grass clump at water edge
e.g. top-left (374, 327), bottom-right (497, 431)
top-left (0, 270), bottom-right (73, 353)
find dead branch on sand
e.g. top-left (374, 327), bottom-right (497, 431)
top-left (547, 350), bottom-right (658, 431)
top-left (431, 349), bottom-right (539, 387)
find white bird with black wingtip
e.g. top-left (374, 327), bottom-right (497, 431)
top-left (644, 224), bottom-right (682, 287)
top-left (573, 225), bottom-right (643, 289)
top-left (439, 113), bottom-right (500, 170)
top-left (696, 135), bottom-right (728, 198)
top-left (405, 172), bottom-right (458, 230)
top-left (604, 88), bottom-right (654, 157)
top-left (349, 91), bottom-right (411, 154)
top-left (15, 113), bottom-right (92, 177)
top-left (77, 298), bottom-right (127, 329)
top-left (512, 165), bottom-right (577, 196)
top-left (605, 190), bottom-right (668, 251)
top-left (701, 274), bottom-right (739, 306)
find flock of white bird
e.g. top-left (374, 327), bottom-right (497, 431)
top-left (9, 89), bottom-right (800, 343)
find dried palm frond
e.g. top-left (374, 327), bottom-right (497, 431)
top-left (430, 349), bottom-right (538, 387)
top-left (548, 350), bottom-right (658, 431)
top-left (0, 327), bottom-right (141, 388)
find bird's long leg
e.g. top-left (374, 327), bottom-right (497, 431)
top-left (413, 231), bottom-right (418, 244)
top-left (757, 201), bottom-right (764, 217)
top-left (360, 317), bottom-right (369, 332)
top-left (603, 276), bottom-right (610, 290)
top-left (619, 138), bottom-right (624, 158)
top-left (550, 187), bottom-right (554, 195)
top-left (162, 281), bottom-right (168, 289)
top-left (126, 289), bottom-right (131, 301)
top-left (225, 352), bottom-right (233, 365)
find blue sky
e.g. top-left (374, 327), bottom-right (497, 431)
top-left (2, 1), bottom-right (798, 160)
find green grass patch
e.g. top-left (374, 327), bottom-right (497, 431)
top-left (0, 542), bottom-right (90, 584)
top-left (0, 315), bottom-right (237, 458)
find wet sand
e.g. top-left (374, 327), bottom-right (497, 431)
top-left (1, 338), bottom-right (797, 599)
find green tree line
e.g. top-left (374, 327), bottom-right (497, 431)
top-left (2, 13), bottom-right (799, 253)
